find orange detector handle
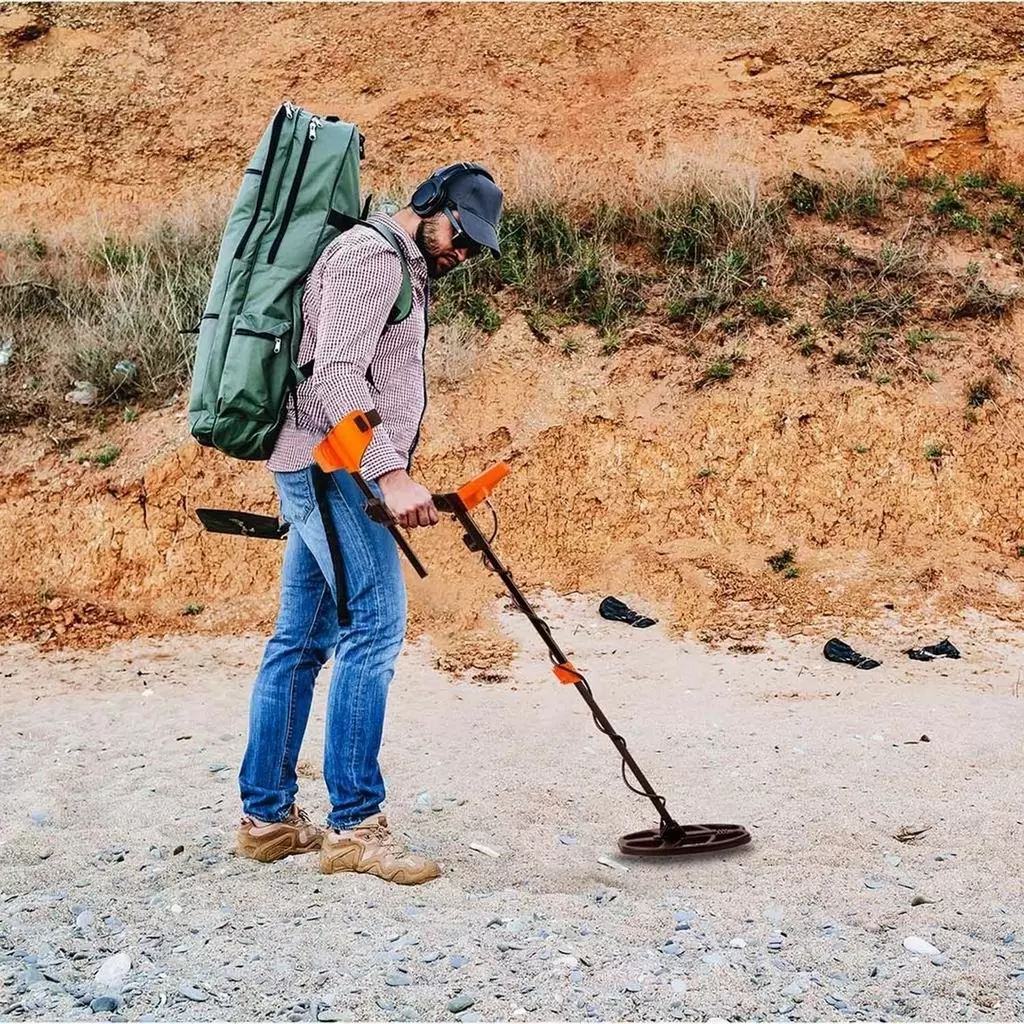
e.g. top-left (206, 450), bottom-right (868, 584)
top-left (313, 409), bottom-right (380, 475)
top-left (456, 463), bottom-right (510, 511)
top-left (433, 463), bottom-right (510, 514)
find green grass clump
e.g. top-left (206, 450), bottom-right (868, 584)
top-left (906, 327), bottom-right (938, 352)
top-left (966, 377), bottom-right (996, 408)
top-left (766, 548), bottom-right (796, 573)
top-left (746, 294), bottom-right (790, 324)
top-left (822, 290), bottom-right (915, 333)
top-left (77, 444), bottom-right (121, 468)
top-left (705, 356), bottom-right (737, 381)
top-left (666, 249), bottom-right (752, 326)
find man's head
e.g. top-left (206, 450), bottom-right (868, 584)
top-left (408, 163), bottom-right (503, 279)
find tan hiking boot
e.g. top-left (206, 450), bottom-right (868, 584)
top-left (236, 804), bottom-right (323, 862)
top-left (320, 813), bottom-right (441, 884)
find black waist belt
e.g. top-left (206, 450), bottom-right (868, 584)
top-left (311, 466), bottom-right (351, 628)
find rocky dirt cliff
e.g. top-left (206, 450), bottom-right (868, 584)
top-left (2, 3), bottom-right (1023, 662)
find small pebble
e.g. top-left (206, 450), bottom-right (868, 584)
top-left (422, 952), bottom-right (443, 964)
top-left (558, 835), bottom-right (578, 845)
top-left (75, 910), bottom-right (95, 929)
top-left (38, 849), bottom-right (53, 860)
top-left (778, 1004), bottom-right (796, 1015)
top-left (730, 938), bottom-right (747, 948)
top-left (904, 936), bottom-right (941, 957)
top-left (448, 994), bottom-right (475, 1013)
top-left (449, 955), bottom-right (469, 969)
top-left (931, 955), bottom-right (948, 966)
top-left (90, 996), bottom-right (120, 1013)
top-left (21, 966), bottom-right (44, 986)
top-left (386, 972), bottom-right (412, 987)
top-left (179, 985), bottom-right (208, 1002)
top-left (468, 843), bottom-right (499, 858)
top-left (909, 986), bottom-right (926, 996)
top-left (624, 981), bottom-right (642, 993)
top-left (93, 951), bottom-right (131, 990)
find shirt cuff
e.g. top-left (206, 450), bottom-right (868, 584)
top-left (361, 433), bottom-right (409, 481)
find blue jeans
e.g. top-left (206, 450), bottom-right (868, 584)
top-left (238, 467), bottom-right (406, 830)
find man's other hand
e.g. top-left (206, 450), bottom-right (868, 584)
top-left (377, 470), bottom-right (439, 528)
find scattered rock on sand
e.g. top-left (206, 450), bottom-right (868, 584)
top-left (93, 951), bottom-right (130, 992)
top-left (904, 936), bottom-right (941, 957)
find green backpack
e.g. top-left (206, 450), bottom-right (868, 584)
top-left (188, 101), bottom-right (412, 461)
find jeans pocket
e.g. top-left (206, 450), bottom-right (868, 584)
top-left (274, 469), bottom-right (316, 525)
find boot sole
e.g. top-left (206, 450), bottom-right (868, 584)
top-left (237, 834), bottom-right (322, 863)
top-left (319, 858), bottom-right (441, 884)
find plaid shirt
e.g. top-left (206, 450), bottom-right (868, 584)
top-left (267, 213), bottom-right (429, 480)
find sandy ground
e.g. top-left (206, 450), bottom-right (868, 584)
top-left (2, 595), bottom-right (1023, 1022)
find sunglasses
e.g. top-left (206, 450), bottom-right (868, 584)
top-left (443, 207), bottom-right (482, 258)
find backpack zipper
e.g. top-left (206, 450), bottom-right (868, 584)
top-left (233, 104), bottom-right (288, 261)
top-left (235, 327), bottom-right (284, 353)
top-left (267, 117), bottom-right (321, 265)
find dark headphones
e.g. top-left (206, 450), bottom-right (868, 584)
top-left (410, 162), bottom-right (494, 217)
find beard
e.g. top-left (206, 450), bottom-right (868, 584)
top-left (416, 218), bottom-right (456, 279)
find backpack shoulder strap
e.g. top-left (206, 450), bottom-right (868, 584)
top-left (362, 222), bottom-right (413, 325)
top-left (325, 212), bottom-right (413, 325)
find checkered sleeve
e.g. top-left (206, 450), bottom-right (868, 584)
top-left (310, 239), bottom-right (409, 481)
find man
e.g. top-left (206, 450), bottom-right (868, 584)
top-left (235, 164), bottom-right (503, 884)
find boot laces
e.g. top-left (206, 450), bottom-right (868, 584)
top-left (359, 819), bottom-right (405, 855)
